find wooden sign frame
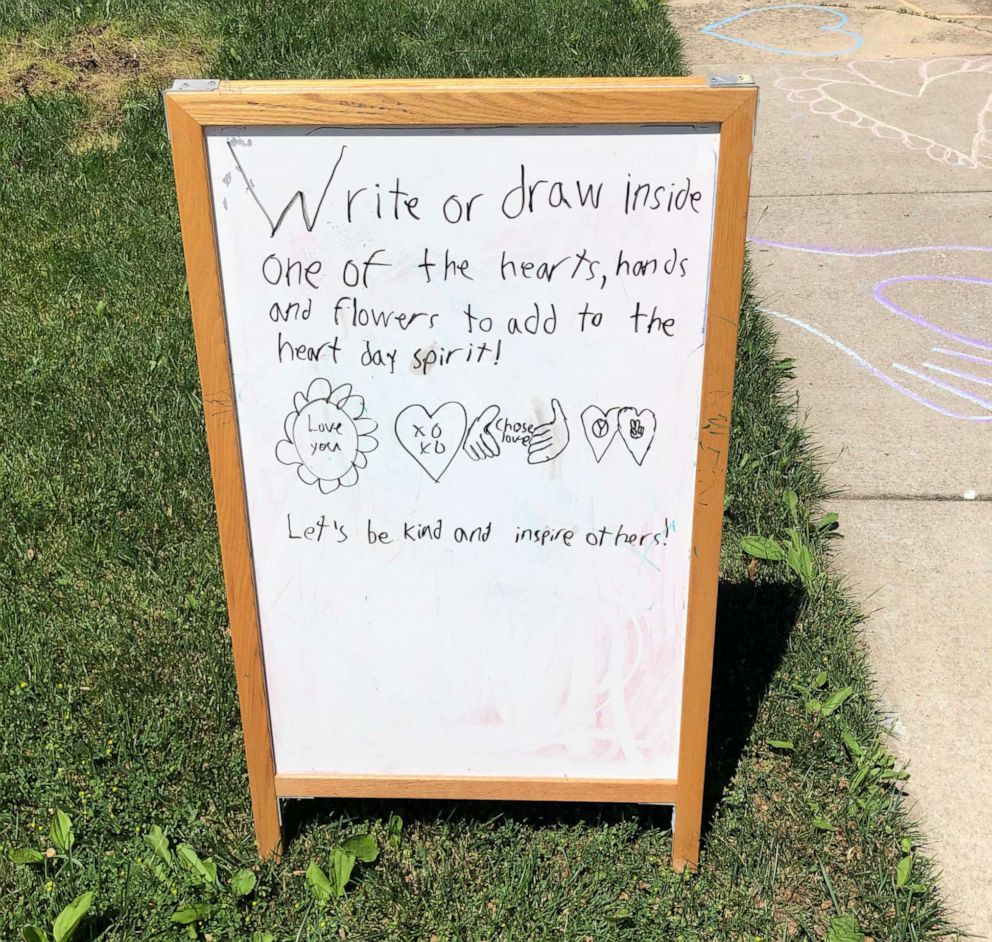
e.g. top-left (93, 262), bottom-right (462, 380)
top-left (165, 76), bottom-right (756, 872)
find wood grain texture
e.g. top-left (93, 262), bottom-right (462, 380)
top-left (276, 774), bottom-right (678, 804)
top-left (171, 77), bottom-right (750, 128)
top-left (672, 90), bottom-right (757, 872)
top-left (164, 78), bottom-right (756, 870)
top-left (164, 93), bottom-right (283, 859)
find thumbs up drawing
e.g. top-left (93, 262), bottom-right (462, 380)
top-left (527, 399), bottom-right (570, 465)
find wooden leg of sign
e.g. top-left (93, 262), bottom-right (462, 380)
top-left (254, 794), bottom-right (283, 860)
top-left (671, 798), bottom-right (702, 872)
top-left (165, 94), bottom-right (287, 865)
top-left (671, 91), bottom-right (756, 874)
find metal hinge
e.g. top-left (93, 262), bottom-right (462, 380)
top-left (708, 73), bottom-right (760, 140)
top-left (169, 78), bottom-right (220, 92)
top-left (707, 73), bottom-right (755, 87)
top-left (163, 80), bottom-right (219, 143)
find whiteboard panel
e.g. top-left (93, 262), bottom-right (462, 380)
top-left (205, 124), bottom-right (720, 780)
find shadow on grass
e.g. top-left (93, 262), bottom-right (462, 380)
top-left (702, 579), bottom-right (804, 834)
top-left (282, 797), bottom-right (673, 848)
top-left (281, 579), bottom-right (801, 850)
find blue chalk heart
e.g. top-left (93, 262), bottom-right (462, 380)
top-left (700, 4), bottom-right (863, 57)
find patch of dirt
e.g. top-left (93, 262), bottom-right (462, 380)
top-left (0, 23), bottom-right (217, 151)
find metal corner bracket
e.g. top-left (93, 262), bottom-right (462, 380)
top-left (169, 79), bottom-right (220, 92)
top-left (707, 74), bottom-right (755, 87)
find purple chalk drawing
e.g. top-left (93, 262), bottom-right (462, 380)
top-left (874, 275), bottom-right (992, 351)
top-left (775, 58), bottom-right (992, 170)
top-left (749, 238), bottom-right (992, 421)
top-left (759, 307), bottom-right (992, 421)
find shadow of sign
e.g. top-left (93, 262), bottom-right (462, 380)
top-left (281, 795), bottom-right (673, 852)
top-left (280, 580), bottom-right (802, 853)
top-left (702, 579), bottom-right (805, 834)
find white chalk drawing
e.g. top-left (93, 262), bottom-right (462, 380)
top-left (775, 57), bottom-right (992, 169)
top-left (750, 238), bottom-right (992, 421)
top-left (275, 379), bottom-right (380, 492)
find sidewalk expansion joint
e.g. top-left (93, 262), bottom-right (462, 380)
top-left (751, 190), bottom-right (992, 199)
top-left (838, 493), bottom-right (990, 503)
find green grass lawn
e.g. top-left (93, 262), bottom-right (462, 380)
top-left (0, 2), bottom-right (961, 940)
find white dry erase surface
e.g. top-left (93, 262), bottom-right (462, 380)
top-left (205, 125), bottom-right (720, 780)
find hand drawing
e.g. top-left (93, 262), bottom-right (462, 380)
top-left (750, 237), bottom-right (992, 421)
top-left (527, 399), bottom-right (570, 465)
top-left (275, 378), bottom-right (379, 493)
top-left (775, 58), bottom-right (992, 170)
top-left (581, 406), bottom-right (620, 462)
top-left (700, 5), bottom-right (863, 58)
top-left (617, 407), bottom-right (657, 466)
top-left (463, 405), bottom-right (501, 461)
top-left (395, 403), bottom-right (468, 482)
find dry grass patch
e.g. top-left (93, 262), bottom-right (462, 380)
top-left (0, 23), bottom-right (216, 150)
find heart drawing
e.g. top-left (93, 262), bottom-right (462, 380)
top-left (580, 406), bottom-right (620, 463)
top-left (581, 406), bottom-right (657, 465)
top-left (617, 408), bottom-right (657, 466)
top-left (699, 5), bottom-right (863, 58)
top-left (394, 402), bottom-right (468, 482)
top-left (775, 57), bottom-right (992, 169)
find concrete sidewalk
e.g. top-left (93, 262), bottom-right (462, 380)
top-left (667, 0), bottom-right (992, 936)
